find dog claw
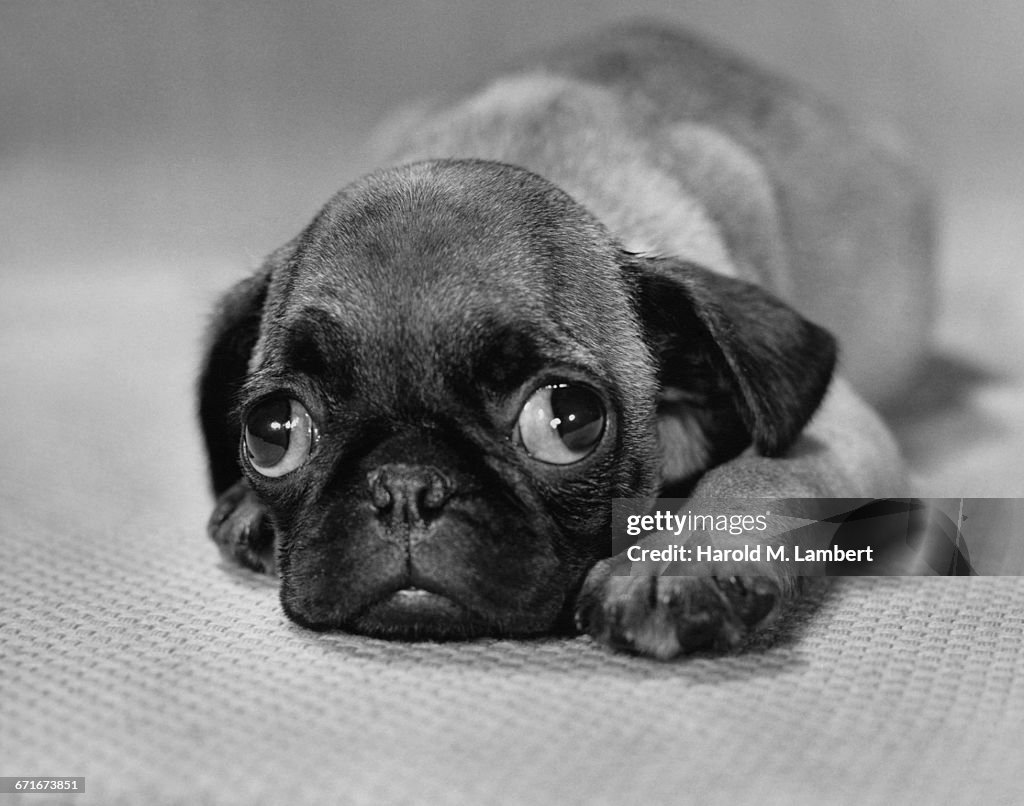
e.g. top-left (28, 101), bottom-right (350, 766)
top-left (208, 481), bottom-right (277, 575)
top-left (575, 564), bottom-right (782, 659)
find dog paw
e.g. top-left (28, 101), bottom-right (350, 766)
top-left (207, 480), bottom-right (277, 574)
top-left (575, 562), bottom-right (781, 660)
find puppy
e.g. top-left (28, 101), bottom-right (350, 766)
top-left (199, 23), bottom-right (932, 658)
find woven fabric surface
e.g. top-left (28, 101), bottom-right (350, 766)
top-left (2, 262), bottom-right (1023, 806)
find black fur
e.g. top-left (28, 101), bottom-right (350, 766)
top-left (628, 256), bottom-right (836, 459)
top-left (198, 271), bottom-right (270, 496)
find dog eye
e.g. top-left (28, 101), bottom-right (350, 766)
top-left (516, 383), bottom-right (606, 464)
top-left (244, 398), bottom-right (315, 477)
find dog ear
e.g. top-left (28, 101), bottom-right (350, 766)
top-left (626, 256), bottom-right (837, 482)
top-left (197, 268), bottom-right (271, 495)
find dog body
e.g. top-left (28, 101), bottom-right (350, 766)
top-left (376, 24), bottom-right (933, 404)
top-left (200, 24), bottom-right (931, 658)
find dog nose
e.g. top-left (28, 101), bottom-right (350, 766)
top-left (367, 464), bottom-right (453, 524)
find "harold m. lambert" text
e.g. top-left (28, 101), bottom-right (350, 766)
top-left (626, 544), bottom-right (875, 563)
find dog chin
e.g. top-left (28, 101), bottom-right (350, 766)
top-left (349, 588), bottom-right (498, 640)
top-left (284, 585), bottom-right (563, 641)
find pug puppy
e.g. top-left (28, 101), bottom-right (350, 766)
top-left (199, 23), bottom-right (931, 658)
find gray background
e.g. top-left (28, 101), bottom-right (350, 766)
top-left (4, 0), bottom-right (1023, 270)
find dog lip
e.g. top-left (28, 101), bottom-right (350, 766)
top-left (361, 582), bottom-right (468, 612)
top-left (384, 585), bottom-right (462, 609)
top-left (353, 585), bottom-right (481, 635)
top-left (391, 586), bottom-right (436, 600)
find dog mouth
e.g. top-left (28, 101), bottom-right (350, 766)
top-left (344, 584), bottom-right (493, 640)
top-left (371, 586), bottom-right (468, 619)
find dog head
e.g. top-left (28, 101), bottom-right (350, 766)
top-left (199, 159), bottom-right (835, 638)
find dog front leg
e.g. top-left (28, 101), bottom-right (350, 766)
top-left (208, 479), bottom-right (278, 575)
top-left (577, 377), bottom-right (908, 659)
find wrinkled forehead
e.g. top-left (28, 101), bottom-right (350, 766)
top-left (258, 162), bottom-right (643, 373)
top-left (293, 162), bottom-right (622, 314)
